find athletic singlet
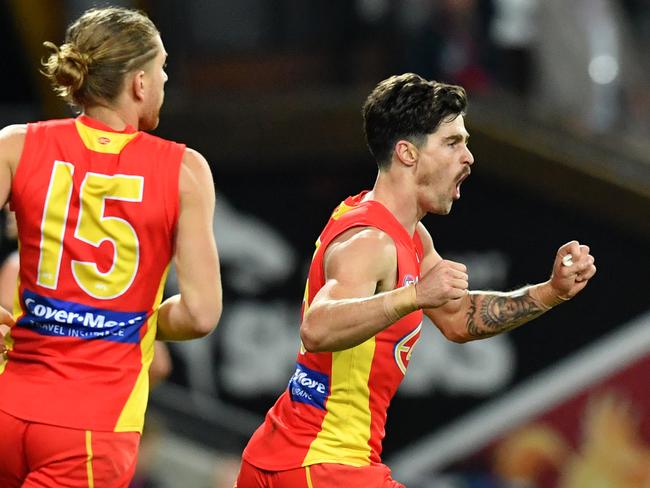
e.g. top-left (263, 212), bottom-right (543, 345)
top-left (0, 115), bottom-right (184, 432)
top-left (243, 191), bottom-right (424, 470)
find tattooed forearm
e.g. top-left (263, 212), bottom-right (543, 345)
top-left (466, 289), bottom-right (547, 338)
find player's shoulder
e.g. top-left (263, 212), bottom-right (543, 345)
top-left (0, 124), bottom-right (27, 166)
top-left (0, 124), bottom-right (27, 140)
top-left (327, 226), bottom-right (396, 261)
top-left (334, 225), bottom-right (393, 244)
top-left (178, 147), bottom-right (213, 195)
top-left (180, 147), bottom-right (211, 176)
top-left (181, 146), bottom-right (208, 164)
top-left (323, 225), bottom-right (396, 281)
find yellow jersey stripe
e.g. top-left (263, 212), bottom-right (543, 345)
top-left (303, 337), bottom-right (376, 466)
top-left (75, 120), bottom-right (138, 154)
top-left (85, 430), bottom-right (95, 488)
top-left (114, 265), bottom-right (169, 432)
top-left (330, 202), bottom-right (355, 221)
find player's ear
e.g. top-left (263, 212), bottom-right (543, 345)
top-left (131, 70), bottom-right (146, 101)
top-left (394, 140), bottom-right (418, 168)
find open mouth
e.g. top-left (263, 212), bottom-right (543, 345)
top-left (454, 170), bottom-right (471, 200)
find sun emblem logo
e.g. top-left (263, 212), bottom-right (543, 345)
top-left (394, 322), bottom-right (422, 375)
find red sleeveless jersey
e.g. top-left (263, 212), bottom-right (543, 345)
top-left (0, 115), bottom-right (184, 432)
top-left (243, 192), bottom-right (424, 469)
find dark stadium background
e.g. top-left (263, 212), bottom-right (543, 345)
top-left (1, 1), bottom-right (648, 486)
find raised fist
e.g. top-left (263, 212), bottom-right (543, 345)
top-left (415, 259), bottom-right (468, 309)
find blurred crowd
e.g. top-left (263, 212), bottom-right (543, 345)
top-left (1, 0), bottom-right (648, 140)
top-left (152, 0), bottom-right (650, 138)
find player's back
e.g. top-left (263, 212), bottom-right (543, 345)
top-left (0, 114), bottom-right (184, 432)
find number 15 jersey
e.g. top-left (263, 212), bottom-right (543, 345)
top-left (0, 115), bottom-right (184, 433)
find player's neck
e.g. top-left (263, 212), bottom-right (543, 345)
top-left (367, 170), bottom-right (420, 236)
top-left (83, 104), bottom-right (138, 132)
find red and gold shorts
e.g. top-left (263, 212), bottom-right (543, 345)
top-left (236, 459), bottom-right (406, 488)
top-left (0, 408), bottom-right (140, 488)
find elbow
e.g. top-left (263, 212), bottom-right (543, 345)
top-left (438, 323), bottom-right (471, 344)
top-left (300, 321), bottom-right (327, 353)
top-left (189, 302), bottom-right (222, 338)
top-left (448, 332), bottom-right (471, 344)
top-left (192, 315), bottom-right (219, 338)
top-left (200, 307), bottom-right (222, 337)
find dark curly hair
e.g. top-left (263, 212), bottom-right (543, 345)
top-left (362, 73), bottom-right (468, 169)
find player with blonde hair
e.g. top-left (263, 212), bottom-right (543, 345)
top-left (0, 7), bottom-right (221, 487)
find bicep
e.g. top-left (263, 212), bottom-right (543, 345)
top-left (174, 149), bottom-right (217, 282)
top-left (310, 228), bottom-right (395, 306)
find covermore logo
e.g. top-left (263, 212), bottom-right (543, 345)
top-left (288, 363), bottom-right (330, 410)
top-left (19, 289), bottom-right (147, 344)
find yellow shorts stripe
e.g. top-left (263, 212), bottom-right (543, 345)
top-left (305, 465), bottom-right (314, 488)
top-left (85, 430), bottom-right (94, 488)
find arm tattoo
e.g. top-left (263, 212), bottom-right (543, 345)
top-left (466, 289), bottom-right (547, 338)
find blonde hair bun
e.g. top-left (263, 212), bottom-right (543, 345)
top-left (42, 41), bottom-right (90, 98)
top-left (40, 7), bottom-right (159, 108)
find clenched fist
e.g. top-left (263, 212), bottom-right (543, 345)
top-left (415, 259), bottom-right (468, 309)
top-left (549, 240), bottom-right (597, 300)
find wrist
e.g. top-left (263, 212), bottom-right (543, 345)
top-left (529, 281), bottom-right (570, 310)
top-left (383, 284), bottom-right (418, 323)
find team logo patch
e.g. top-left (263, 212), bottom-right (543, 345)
top-left (403, 274), bottom-right (417, 286)
top-left (288, 363), bottom-right (330, 410)
top-left (97, 136), bottom-right (111, 145)
top-left (394, 322), bottom-right (422, 375)
top-left (19, 289), bottom-right (147, 344)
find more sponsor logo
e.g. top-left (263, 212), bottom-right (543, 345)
top-left (288, 363), bottom-right (330, 410)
